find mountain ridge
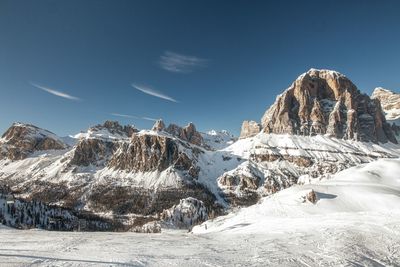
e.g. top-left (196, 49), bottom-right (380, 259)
top-left (1, 68), bottom-right (399, 231)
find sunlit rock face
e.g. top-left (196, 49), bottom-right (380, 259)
top-left (261, 69), bottom-right (397, 144)
top-left (239, 120), bottom-right (261, 139)
top-left (108, 133), bottom-right (197, 174)
top-left (0, 123), bottom-right (67, 160)
top-left (165, 122), bottom-right (204, 146)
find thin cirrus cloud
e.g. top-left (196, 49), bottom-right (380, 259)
top-left (159, 51), bottom-right (208, 73)
top-left (30, 82), bottom-right (81, 101)
top-left (132, 83), bottom-right (178, 103)
top-left (111, 113), bottom-right (158, 122)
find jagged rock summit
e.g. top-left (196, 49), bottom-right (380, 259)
top-left (260, 69), bottom-right (397, 143)
top-left (151, 119), bottom-right (166, 132)
top-left (372, 87), bottom-right (400, 121)
top-left (75, 120), bottom-right (138, 140)
top-left (0, 122), bottom-right (67, 160)
top-left (239, 120), bottom-right (261, 139)
top-left (151, 119), bottom-right (204, 147)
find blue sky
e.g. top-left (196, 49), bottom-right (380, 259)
top-left (0, 0), bottom-right (399, 136)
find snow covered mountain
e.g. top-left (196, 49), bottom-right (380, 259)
top-left (0, 122), bottom-right (67, 160)
top-left (372, 87), bottom-right (400, 122)
top-left (253, 69), bottom-right (397, 143)
top-left (372, 87), bottom-right (400, 142)
top-left (1, 69), bottom-right (399, 232)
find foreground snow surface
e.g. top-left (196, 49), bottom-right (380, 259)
top-left (0, 215), bottom-right (399, 266)
top-left (1, 159), bottom-right (400, 266)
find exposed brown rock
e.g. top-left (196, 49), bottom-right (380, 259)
top-left (70, 139), bottom-right (116, 167)
top-left (372, 88), bottom-right (400, 142)
top-left (372, 88), bottom-right (400, 115)
top-left (217, 162), bottom-right (263, 206)
top-left (166, 122), bottom-right (204, 146)
top-left (108, 133), bottom-right (197, 174)
top-left (151, 119), bottom-right (166, 131)
top-left (91, 120), bottom-right (138, 137)
top-left (305, 189), bottom-right (318, 204)
top-left (0, 123), bottom-right (66, 160)
top-left (239, 120), bottom-right (261, 139)
top-left (261, 69), bottom-right (397, 143)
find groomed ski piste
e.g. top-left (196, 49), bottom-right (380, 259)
top-left (1, 158), bottom-right (400, 266)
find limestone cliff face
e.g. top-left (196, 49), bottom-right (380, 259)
top-left (0, 123), bottom-right (66, 160)
top-left (69, 139), bottom-right (116, 167)
top-left (108, 133), bottom-right (198, 176)
top-left (372, 88), bottom-right (400, 142)
top-left (239, 120), bottom-right (261, 139)
top-left (165, 122), bottom-right (204, 146)
top-left (261, 69), bottom-right (397, 143)
top-left (372, 88), bottom-right (400, 121)
top-left (69, 121), bottom-right (137, 167)
top-left (150, 120), bottom-right (204, 147)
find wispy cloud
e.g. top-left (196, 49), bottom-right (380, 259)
top-left (159, 51), bottom-right (208, 73)
top-left (111, 113), bottom-right (158, 121)
top-left (110, 113), bottom-right (139, 119)
top-left (141, 116), bottom-right (158, 122)
top-left (30, 82), bottom-right (81, 101)
top-left (132, 83), bottom-right (178, 103)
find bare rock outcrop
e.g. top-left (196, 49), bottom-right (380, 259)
top-left (69, 139), bottom-right (116, 167)
top-left (239, 120), bottom-right (261, 139)
top-left (160, 197), bottom-right (208, 229)
top-left (90, 120), bottom-right (138, 138)
top-left (165, 122), bottom-right (204, 146)
top-left (151, 119), bottom-right (166, 132)
top-left (261, 69), bottom-right (397, 143)
top-left (0, 123), bottom-right (66, 160)
top-left (108, 133), bottom-right (197, 175)
top-left (371, 88), bottom-right (400, 142)
top-left (372, 88), bottom-right (400, 118)
top-left (304, 189), bottom-right (318, 204)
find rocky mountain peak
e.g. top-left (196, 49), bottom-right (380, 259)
top-left (74, 121), bottom-right (138, 140)
top-left (239, 120), bottom-right (261, 139)
top-left (372, 87), bottom-right (400, 121)
top-left (260, 69), bottom-right (397, 143)
top-left (108, 133), bottom-right (198, 175)
top-left (0, 122), bottom-right (66, 160)
top-left (165, 122), bottom-right (204, 146)
top-left (151, 119), bottom-right (166, 132)
top-left (91, 120), bottom-right (138, 138)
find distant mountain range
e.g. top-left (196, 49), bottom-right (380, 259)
top-left (1, 69), bottom-right (399, 232)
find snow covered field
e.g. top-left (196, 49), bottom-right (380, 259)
top-left (1, 159), bottom-right (400, 266)
top-left (0, 214), bottom-right (399, 266)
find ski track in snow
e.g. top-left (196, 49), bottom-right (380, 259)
top-left (0, 217), bottom-right (399, 267)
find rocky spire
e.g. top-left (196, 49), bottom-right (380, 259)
top-left (165, 122), bottom-right (204, 146)
top-left (151, 119), bottom-right (166, 132)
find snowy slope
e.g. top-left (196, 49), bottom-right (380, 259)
top-left (2, 159), bottom-right (400, 267)
top-left (200, 130), bottom-right (236, 150)
top-left (194, 158), bottom-right (400, 234)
